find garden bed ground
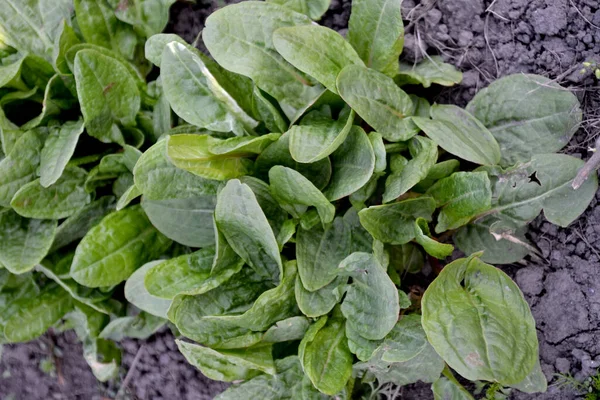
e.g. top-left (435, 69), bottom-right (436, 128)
top-left (2, 0), bottom-right (600, 399)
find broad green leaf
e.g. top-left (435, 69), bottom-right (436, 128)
top-left (4, 284), bottom-right (73, 342)
top-left (0, 129), bottom-right (43, 207)
top-left (413, 159), bottom-right (461, 192)
top-left (273, 25), bottom-right (364, 94)
top-left (40, 119), bottom-right (85, 187)
top-left (124, 261), bottom-right (172, 318)
top-left (0, 0), bottom-right (72, 62)
top-left (0, 210), bottom-right (56, 274)
top-left (215, 180), bottom-right (283, 283)
top-left (454, 218), bottom-right (531, 264)
top-left (267, 0), bottom-right (330, 20)
top-left (215, 356), bottom-right (304, 400)
top-left (346, 323), bottom-right (381, 362)
top-left (300, 313), bottom-right (353, 395)
top-left (53, 21), bottom-right (81, 74)
top-left (71, 205), bottom-right (172, 287)
top-left (383, 136), bottom-right (438, 202)
top-left (413, 219), bottom-right (454, 259)
top-left (100, 313), bottom-right (164, 341)
top-left (0, 272), bottom-right (39, 341)
top-left (347, 0), bottom-right (404, 76)
top-left (115, 0), bottom-right (176, 38)
top-left (421, 255), bottom-right (538, 384)
top-left (269, 166), bottom-right (335, 224)
top-left (413, 105), bottom-right (501, 165)
top-left (511, 358), bottom-right (547, 394)
top-left (161, 42), bottom-right (258, 135)
top-left (289, 108), bottom-right (354, 163)
top-left (379, 315), bottom-right (427, 363)
top-left (116, 184), bottom-right (141, 210)
top-left (324, 126), bottom-right (375, 200)
top-left (397, 56), bottom-right (463, 88)
top-left (388, 242), bottom-right (424, 275)
top-left (145, 33), bottom-right (187, 67)
top-left (296, 217), bottom-right (350, 291)
top-left (0, 54), bottom-right (25, 90)
top-left (21, 73), bottom-right (77, 130)
top-left (343, 208), bottom-right (373, 253)
top-left (11, 166), bottom-right (91, 219)
top-left (203, 2), bottom-right (324, 121)
top-left (177, 340), bottom-right (275, 382)
top-left (337, 65), bottom-right (414, 141)
top-left (358, 197), bottom-right (436, 244)
top-left (210, 134), bottom-right (281, 156)
top-left (255, 133), bottom-right (332, 190)
top-left (467, 74), bottom-right (581, 166)
top-left (144, 247), bottom-right (243, 299)
top-left (50, 196), bottom-right (116, 252)
top-left (426, 171), bottom-right (492, 233)
top-left (483, 154), bottom-right (597, 227)
top-left (340, 253), bottom-right (399, 340)
top-left (262, 316), bottom-right (310, 343)
top-left (252, 87), bottom-right (289, 133)
top-left (295, 275), bottom-right (346, 318)
top-left (74, 49), bottom-right (140, 143)
top-left (432, 376), bottom-right (475, 400)
top-left (74, 0), bottom-right (136, 60)
top-left (167, 134), bottom-right (253, 181)
top-left (369, 132), bottom-right (387, 173)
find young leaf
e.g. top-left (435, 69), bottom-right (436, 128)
top-left (267, 0), bottom-right (330, 20)
top-left (262, 316), bottom-right (310, 343)
top-left (273, 25), bottom-right (364, 94)
top-left (347, 0), bottom-right (404, 76)
top-left (413, 105), bottom-right (501, 165)
top-left (0, 210), bottom-right (57, 274)
top-left (467, 74), bottom-right (581, 166)
top-left (340, 253), bottom-right (399, 340)
top-left (396, 56), bottom-right (463, 88)
top-left (215, 179), bottom-right (283, 283)
top-left (337, 65), bottom-right (414, 142)
top-left (358, 197), bottom-right (436, 244)
top-left (422, 255), bottom-right (538, 385)
top-left (269, 166), bottom-right (335, 224)
top-left (324, 126), bottom-right (375, 201)
top-left (383, 136), bottom-right (438, 203)
top-left (74, 49), bottom-right (140, 143)
top-left (426, 171), bottom-right (492, 233)
top-left (71, 205), bottom-right (172, 287)
top-left (53, 21), bottom-right (82, 74)
top-left (40, 119), bottom-right (85, 187)
top-left (413, 219), bottom-right (454, 259)
top-left (124, 260), bottom-right (172, 319)
top-left (295, 274), bottom-right (347, 318)
top-left (11, 166), bottom-right (91, 219)
top-left (203, 2), bottom-right (324, 121)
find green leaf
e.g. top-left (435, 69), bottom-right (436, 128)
top-left (347, 0), bottom-right (404, 76)
top-left (74, 49), bottom-right (140, 143)
top-left (0, 210), bottom-right (57, 274)
top-left (379, 315), bottom-right (428, 363)
top-left (0, 54), bottom-right (26, 90)
top-left (413, 159), bottom-right (461, 192)
top-left (397, 56), bottom-right (463, 88)
top-left (262, 316), bottom-right (310, 343)
top-left (421, 255), bottom-right (538, 384)
top-left (71, 205), bottom-right (172, 287)
top-left (467, 74), bottom-right (581, 167)
top-left (166, 134), bottom-right (254, 181)
top-left (215, 179), bottom-right (283, 283)
top-left (267, 0), bottom-right (330, 20)
top-left (343, 207), bottom-right (373, 253)
top-left (161, 42), bottom-right (258, 135)
top-left (273, 25), bottom-right (364, 94)
top-left (99, 312), bottom-right (165, 341)
top-left (11, 166), bottom-right (91, 219)
top-left (21, 73), bottom-right (77, 130)
top-left (203, 2), bottom-right (324, 121)
top-left (300, 313), bottom-right (353, 395)
top-left (116, 184), bottom-right (141, 210)
top-left (252, 87), bottom-right (289, 133)
top-left (53, 21), bottom-right (81, 74)
top-left (4, 284), bottom-right (73, 342)
top-left (295, 275), bottom-right (347, 318)
top-left (388, 242), bottom-right (425, 275)
top-left (289, 108), bottom-right (354, 163)
top-left (40, 119), bottom-right (85, 187)
top-left (269, 166), bottom-right (334, 224)
top-left (325, 126), bottom-right (375, 201)
top-left (413, 104), bottom-right (501, 165)
top-left (413, 219), bottom-right (454, 259)
top-left (482, 154), bottom-right (597, 228)
top-left (340, 253), bottom-right (399, 341)
top-left (337, 65), bottom-right (414, 142)
top-left (144, 247), bottom-right (243, 299)
top-left (0, 129), bottom-right (43, 207)
top-left (177, 340), bottom-right (275, 382)
top-left (124, 260), bottom-right (172, 318)
top-left (74, 0), bottom-right (136, 60)
top-left (346, 323), bottom-right (381, 362)
top-left (144, 33), bottom-right (187, 67)
top-left (510, 358), bottom-right (547, 394)
top-left (114, 0), bottom-right (176, 38)
top-left (296, 217), bottom-right (350, 291)
top-left (426, 171), bottom-right (492, 233)
top-left (0, 0), bottom-right (72, 62)
top-left (358, 197), bottom-right (436, 244)
top-left (432, 377), bottom-right (475, 400)
top-left (255, 133), bottom-right (332, 190)
top-left (383, 136), bottom-right (438, 203)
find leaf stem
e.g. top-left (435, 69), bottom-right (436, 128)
top-left (572, 136), bottom-right (600, 189)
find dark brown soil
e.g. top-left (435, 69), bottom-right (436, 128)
top-left (2, 0), bottom-right (600, 399)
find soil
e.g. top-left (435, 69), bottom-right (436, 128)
top-left (3, 0), bottom-right (600, 399)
